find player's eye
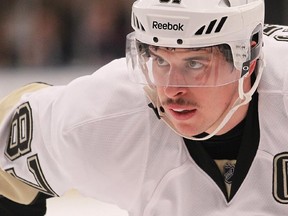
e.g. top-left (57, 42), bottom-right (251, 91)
top-left (151, 54), bottom-right (169, 67)
top-left (156, 57), bottom-right (169, 66)
top-left (187, 60), bottom-right (204, 70)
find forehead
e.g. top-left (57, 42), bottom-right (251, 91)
top-left (149, 46), bottom-right (214, 55)
top-left (148, 46), bottom-right (227, 62)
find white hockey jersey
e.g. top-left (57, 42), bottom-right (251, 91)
top-left (0, 24), bottom-right (288, 215)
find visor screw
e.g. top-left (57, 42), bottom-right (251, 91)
top-left (153, 37), bottom-right (159, 43)
top-left (177, 39), bottom-right (183, 45)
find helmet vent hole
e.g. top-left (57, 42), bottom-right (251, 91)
top-left (153, 37), bottom-right (159, 43)
top-left (195, 16), bottom-right (228, 35)
top-left (132, 13), bottom-right (145, 32)
top-left (195, 26), bottom-right (205, 35)
top-left (177, 39), bottom-right (183, 44)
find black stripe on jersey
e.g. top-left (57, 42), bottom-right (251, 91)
top-left (184, 92), bottom-right (260, 202)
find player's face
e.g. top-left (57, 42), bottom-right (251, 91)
top-left (154, 47), bottom-right (240, 136)
top-left (146, 45), bottom-right (238, 87)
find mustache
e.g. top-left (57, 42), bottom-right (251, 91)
top-left (162, 98), bottom-right (199, 107)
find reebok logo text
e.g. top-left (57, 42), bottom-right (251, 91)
top-left (152, 21), bottom-right (184, 31)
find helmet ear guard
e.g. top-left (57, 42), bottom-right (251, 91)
top-left (241, 23), bottom-right (263, 77)
top-left (250, 24), bottom-right (263, 61)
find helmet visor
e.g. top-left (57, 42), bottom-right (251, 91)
top-left (126, 32), bottom-right (247, 87)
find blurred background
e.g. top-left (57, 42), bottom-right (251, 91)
top-left (0, 0), bottom-right (287, 69)
top-left (0, 0), bottom-right (133, 68)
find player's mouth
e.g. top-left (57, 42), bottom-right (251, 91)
top-left (167, 106), bottom-right (197, 121)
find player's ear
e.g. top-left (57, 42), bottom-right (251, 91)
top-left (248, 61), bottom-right (257, 76)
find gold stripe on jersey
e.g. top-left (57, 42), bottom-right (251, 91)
top-left (0, 82), bottom-right (50, 204)
top-left (0, 82), bottom-right (49, 123)
top-left (0, 168), bottom-right (39, 204)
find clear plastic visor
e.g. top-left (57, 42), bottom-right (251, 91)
top-left (126, 33), bottom-right (249, 87)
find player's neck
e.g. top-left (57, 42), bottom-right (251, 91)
top-left (215, 103), bottom-right (249, 135)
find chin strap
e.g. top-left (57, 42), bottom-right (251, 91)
top-left (145, 55), bottom-right (265, 141)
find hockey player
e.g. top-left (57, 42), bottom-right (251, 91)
top-left (1, 0), bottom-right (288, 215)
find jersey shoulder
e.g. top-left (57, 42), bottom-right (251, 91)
top-left (259, 24), bottom-right (288, 92)
top-left (263, 24), bottom-right (288, 54)
top-left (263, 24), bottom-right (288, 40)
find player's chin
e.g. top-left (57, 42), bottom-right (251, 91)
top-left (173, 123), bottom-right (201, 138)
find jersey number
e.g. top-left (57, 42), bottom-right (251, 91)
top-left (5, 102), bottom-right (57, 196)
top-left (273, 152), bottom-right (288, 204)
top-left (5, 103), bottom-right (32, 161)
top-left (264, 25), bottom-right (288, 42)
top-left (6, 155), bottom-right (57, 196)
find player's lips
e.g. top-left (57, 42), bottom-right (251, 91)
top-left (165, 105), bottom-right (197, 121)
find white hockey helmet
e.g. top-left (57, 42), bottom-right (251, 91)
top-left (126, 0), bottom-right (265, 140)
top-left (126, 0), bottom-right (265, 87)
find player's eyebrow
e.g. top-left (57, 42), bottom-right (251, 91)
top-left (183, 55), bottom-right (211, 62)
top-left (149, 47), bottom-right (212, 62)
